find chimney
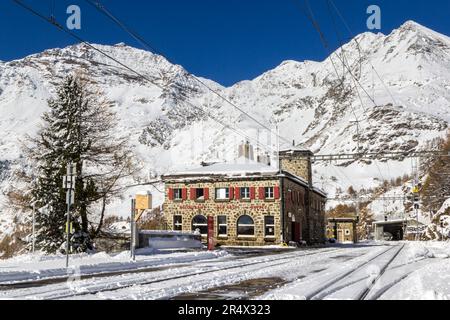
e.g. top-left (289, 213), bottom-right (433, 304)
top-left (238, 141), bottom-right (255, 161)
top-left (257, 152), bottom-right (271, 166)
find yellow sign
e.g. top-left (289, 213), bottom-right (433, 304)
top-left (412, 186), bottom-right (420, 194)
top-left (136, 194), bottom-right (152, 210)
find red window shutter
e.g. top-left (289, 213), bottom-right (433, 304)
top-left (229, 187), bottom-right (234, 200)
top-left (168, 188), bottom-right (174, 200)
top-left (235, 187), bottom-right (240, 200)
top-left (274, 186), bottom-right (280, 199)
top-left (250, 187), bottom-right (256, 200)
top-left (204, 188), bottom-right (209, 200)
top-left (259, 187), bottom-right (265, 200)
top-left (190, 188), bottom-right (196, 200)
top-left (182, 188), bottom-right (187, 201)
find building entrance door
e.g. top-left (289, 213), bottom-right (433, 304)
top-left (337, 229), bottom-right (344, 243)
top-left (292, 222), bottom-right (301, 242)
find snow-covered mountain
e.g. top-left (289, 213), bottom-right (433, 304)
top-left (0, 20), bottom-right (449, 234)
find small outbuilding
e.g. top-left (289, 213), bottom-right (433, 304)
top-left (327, 217), bottom-right (358, 243)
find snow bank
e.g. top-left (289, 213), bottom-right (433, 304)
top-left (0, 249), bottom-right (229, 285)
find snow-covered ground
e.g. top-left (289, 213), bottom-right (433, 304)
top-left (0, 249), bottom-right (228, 285)
top-left (1, 242), bottom-right (449, 300)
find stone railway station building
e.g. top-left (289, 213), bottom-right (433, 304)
top-left (162, 149), bottom-right (327, 246)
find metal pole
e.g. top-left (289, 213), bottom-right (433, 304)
top-left (131, 199), bottom-right (136, 261)
top-left (32, 203), bottom-right (36, 254)
top-left (66, 188), bottom-right (71, 268)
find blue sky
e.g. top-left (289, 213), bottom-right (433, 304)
top-left (1, 0), bottom-right (450, 86)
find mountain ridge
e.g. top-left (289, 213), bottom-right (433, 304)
top-left (0, 20), bottom-right (449, 235)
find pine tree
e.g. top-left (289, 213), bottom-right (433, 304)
top-left (23, 74), bottom-right (136, 253)
top-left (422, 133), bottom-right (450, 213)
top-left (356, 207), bottom-right (374, 240)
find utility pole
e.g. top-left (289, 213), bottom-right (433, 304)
top-left (130, 199), bottom-right (136, 261)
top-left (63, 163), bottom-right (76, 268)
top-left (411, 158), bottom-right (421, 241)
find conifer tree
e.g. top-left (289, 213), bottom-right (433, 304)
top-left (24, 74), bottom-right (136, 253)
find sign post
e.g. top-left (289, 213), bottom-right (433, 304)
top-left (207, 216), bottom-right (215, 251)
top-left (63, 163), bottom-right (76, 268)
top-left (130, 199), bottom-right (136, 261)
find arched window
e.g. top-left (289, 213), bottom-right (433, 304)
top-left (192, 215), bottom-right (208, 236)
top-left (237, 215), bottom-right (255, 236)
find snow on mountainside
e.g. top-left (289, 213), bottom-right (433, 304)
top-left (1, 20), bottom-right (450, 239)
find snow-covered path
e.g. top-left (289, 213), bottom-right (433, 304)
top-left (1, 242), bottom-right (449, 300)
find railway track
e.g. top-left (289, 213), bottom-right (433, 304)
top-left (358, 244), bottom-right (405, 300)
top-left (306, 244), bottom-right (403, 300)
top-left (1, 247), bottom-right (348, 300)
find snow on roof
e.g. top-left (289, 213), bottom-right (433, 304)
top-left (166, 157), bottom-right (278, 177)
top-left (279, 148), bottom-right (312, 154)
top-left (372, 219), bottom-right (412, 225)
top-left (163, 157), bottom-right (328, 197)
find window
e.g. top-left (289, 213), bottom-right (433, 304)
top-left (215, 188), bottom-right (229, 200)
top-left (240, 187), bottom-right (250, 199)
top-left (217, 216), bottom-right (227, 237)
top-left (265, 187), bottom-right (275, 199)
top-left (237, 215), bottom-right (255, 237)
top-left (265, 216), bottom-right (275, 237)
top-left (173, 215), bottom-right (182, 231)
top-left (196, 188), bottom-right (204, 200)
top-left (192, 215), bottom-right (208, 236)
top-left (173, 188), bottom-right (183, 200)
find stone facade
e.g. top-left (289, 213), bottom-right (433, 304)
top-left (161, 149), bottom-right (326, 247)
top-left (327, 218), bottom-right (358, 243)
top-left (163, 178), bottom-right (282, 246)
top-left (279, 150), bottom-right (313, 185)
top-left (163, 175), bottom-right (327, 246)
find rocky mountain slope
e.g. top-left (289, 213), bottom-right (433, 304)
top-left (0, 20), bottom-right (449, 237)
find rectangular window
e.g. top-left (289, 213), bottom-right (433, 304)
top-left (240, 187), bottom-right (251, 199)
top-left (215, 188), bottom-right (230, 200)
top-left (265, 187), bottom-right (275, 199)
top-left (173, 188), bottom-right (183, 200)
top-left (195, 188), bottom-right (205, 201)
top-left (217, 216), bottom-right (227, 237)
top-left (173, 215), bottom-right (182, 231)
top-left (265, 216), bottom-right (275, 237)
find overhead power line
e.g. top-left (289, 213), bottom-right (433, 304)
top-left (328, 0), bottom-right (398, 106)
top-left (83, 0), bottom-right (293, 147)
top-left (296, 0), bottom-right (377, 108)
top-left (12, 0), bottom-right (280, 156)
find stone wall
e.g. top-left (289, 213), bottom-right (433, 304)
top-left (279, 155), bottom-right (312, 186)
top-left (281, 178), bottom-right (308, 242)
top-left (163, 178), bottom-right (282, 246)
top-left (309, 193), bottom-right (327, 244)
